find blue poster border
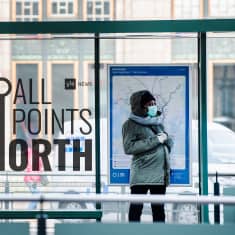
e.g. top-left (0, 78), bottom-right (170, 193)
top-left (109, 65), bottom-right (190, 185)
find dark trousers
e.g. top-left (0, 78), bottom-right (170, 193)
top-left (129, 185), bottom-right (166, 222)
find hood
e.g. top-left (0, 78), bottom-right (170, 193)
top-left (130, 90), bottom-right (150, 117)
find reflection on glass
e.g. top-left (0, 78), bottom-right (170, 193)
top-left (15, 64), bottom-right (39, 140)
top-left (52, 64), bottom-right (74, 137)
top-left (213, 64), bottom-right (235, 131)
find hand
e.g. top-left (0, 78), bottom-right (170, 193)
top-left (157, 132), bottom-right (168, 143)
top-left (164, 137), bottom-right (174, 152)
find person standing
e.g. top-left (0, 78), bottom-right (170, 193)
top-left (21, 118), bottom-right (44, 210)
top-left (24, 146), bottom-right (43, 210)
top-left (122, 90), bottom-right (173, 222)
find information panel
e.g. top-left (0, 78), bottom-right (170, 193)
top-left (109, 65), bottom-right (191, 185)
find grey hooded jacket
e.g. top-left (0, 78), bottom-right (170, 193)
top-left (122, 90), bottom-right (173, 187)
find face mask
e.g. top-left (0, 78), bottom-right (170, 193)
top-left (147, 105), bottom-right (158, 117)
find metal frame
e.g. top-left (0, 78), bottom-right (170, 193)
top-left (107, 63), bottom-right (192, 186)
top-left (198, 32), bottom-right (209, 223)
top-left (0, 210), bottom-right (102, 219)
top-left (1, 19), bottom-right (235, 223)
top-left (0, 19), bottom-right (235, 33)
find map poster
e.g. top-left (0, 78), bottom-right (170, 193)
top-left (108, 65), bottom-right (191, 185)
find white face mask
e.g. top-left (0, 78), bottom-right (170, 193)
top-left (147, 105), bottom-right (158, 117)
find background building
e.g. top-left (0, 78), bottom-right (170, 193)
top-left (2, 0), bottom-right (234, 131)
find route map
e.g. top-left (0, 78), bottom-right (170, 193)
top-left (109, 65), bottom-right (191, 185)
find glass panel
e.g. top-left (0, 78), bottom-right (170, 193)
top-left (68, 2), bottom-right (73, 14)
top-left (172, 36), bottom-right (197, 61)
top-left (52, 64), bottom-right (74, 137)
top-left (104, 1), bottom-right (110, 14)
top-left (60, 2), bottom-right (66, 7)
top-left (24, 8), bottom-right (30, 16)
top-left (16, 2), bottom-right (22, 15)
top-left (15, 64), bottom-right (39, 140)
top-left (87, 64), bottom-right (107, 117)
top-left (207, 33), bottom-right (235, 224)
top-left (100, 33), bottom-right (199, 223)
top-left (174, 0), bottom-right (200, 19)
top-left (60, 8), bottom-right (66, 14)
top-left (96, 8), bottom-right (101, 15)
top-left (24, 1), bottom-right (30, 7)
top-left (213, 64), bottom-right (235, 130)
top-left (96, 1), bottom-right (102, 6)
top-left (87, 2), bottom-right (93, 14)
top-left (0, 35), bottom-right (96, 215)
top-left (52, 2), bottom-right (57, 14)
top-left (33, 2), bottom-right (39, 15)
top-left (5, 32), bottom-right (235, 223)
top-left (210, 0), bottom-right (235, 17)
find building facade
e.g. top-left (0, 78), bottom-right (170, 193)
top-left (3, 0), bottom-right (234, 130)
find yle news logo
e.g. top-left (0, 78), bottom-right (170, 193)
top-left (65, 78), bottom-right (76, 90)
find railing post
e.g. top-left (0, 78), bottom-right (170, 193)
top-left (94, 33), bottom-right (101, 220)
top-left (4, 173), bottom-right (10, 209)
top-left (37, 196), bottom-right (47, 235)
top-left (214, 172), bottom-right (220, 224)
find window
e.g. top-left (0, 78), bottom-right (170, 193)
top-left (172, 0), bottom-right (200, 19)
top-left (13, 0), bottom-right (41, 21)
top-left (213, 64), bottom-right (235, 131)
top-left (84, 61), bottom-right (111, 118)
top-left (12, 62), bottom-right (42, 140)
top-left (48, 0), bottom-right (77, 17)
top-left (85, 0), bottom-right (113, 20)
top-left (209, 0), bottom-right (235, 17)
top-left (47, 62), bottom-right (79, 138)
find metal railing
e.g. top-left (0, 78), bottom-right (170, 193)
top-left (0, 193), bottom-right (235, 235)
top-left (1, 171), bottom-right (235, 224)
top-left (1, 193), bottom-right (235, 205)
